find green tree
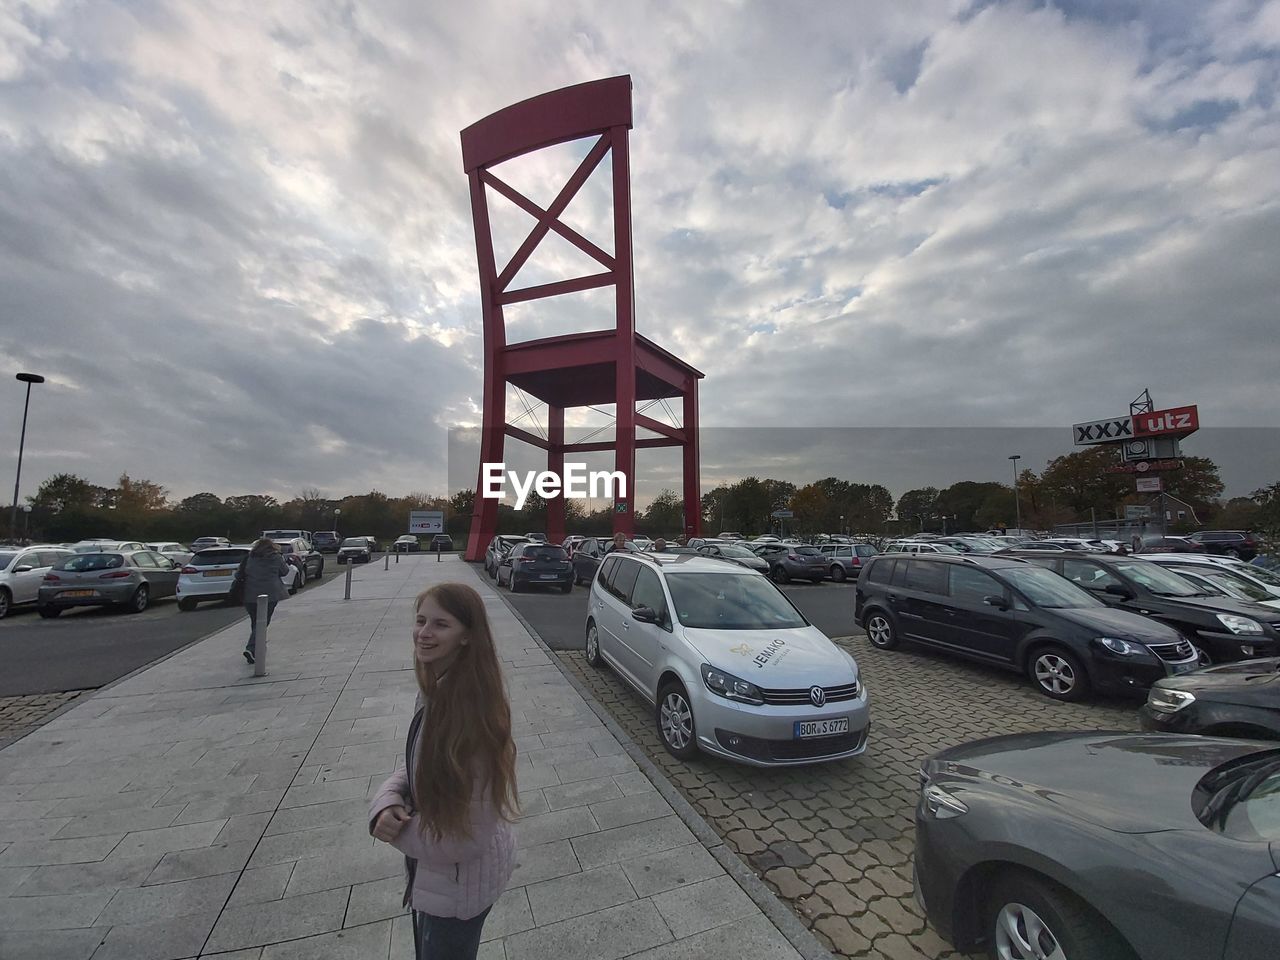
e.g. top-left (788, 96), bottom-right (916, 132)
top-left (31, 473), bottom-right (99, 513)
top-left (896, 487), bottom-right (939, 530)
top-left (1038, 448), bottom-right (1130, 517)
top-left (640, 489), bottom-right (683, 535)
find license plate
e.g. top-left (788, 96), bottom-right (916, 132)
top-left (62, 590), bottom-right (96, 598)
top-left (794, 717), bottom-right (850, 739)
top-left (204, 570), bottom-right (233, 577)
top-left (1171, 660), bottom-right (1198, 675)
top-left (539, 573), bottom-right (558, 579)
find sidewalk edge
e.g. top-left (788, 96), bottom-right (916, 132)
top-left (493, 581), bottom-right (835, 960)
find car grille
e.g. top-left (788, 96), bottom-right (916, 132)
top-left (715, 727), bottom-right (866, 762)
top-left (1147, 639), bottom-right (1197, 662)
top-left (759, 681), bottom-right (860, 705)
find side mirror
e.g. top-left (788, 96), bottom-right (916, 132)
top-left (982, 595), bottom-right (1009, 610)
top-left (1104, 584), bottom-right (1134, 600)
top-left (631, 605), bottom-right (658, 624)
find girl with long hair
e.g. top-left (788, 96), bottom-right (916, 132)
top-left (369, 582), bottom-right (519, 959)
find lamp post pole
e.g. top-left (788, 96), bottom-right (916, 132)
top-left (11, 373), bottom-right (45, 543)
top-left (333, 508), bottom-right (341, 538)
top-left (1009, 455), bottom-right (1022, 533)
top-left (21, 504), bottom-right (31, 543)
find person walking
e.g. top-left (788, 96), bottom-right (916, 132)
top-left (369, 582), bottom-right (518, 959)
top-left (236, 538), bottom-right (289, 665)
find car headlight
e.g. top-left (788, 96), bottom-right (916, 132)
top-left (700, 664), bottom-right (765, 705)
top-left (1096, 637), bottom-right (1144, 656)
top-left (1216, 614), bottom-right (1263, 635)
top-left (921, 782), bottom-right (968, 820)
top-left (1146, 687), bottom-right (1196, 713)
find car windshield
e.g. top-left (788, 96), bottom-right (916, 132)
top-left (1193, 568), bottom-right (1273, 603)
top-left (665, 572), bottom-right (807, 630)
top-left (1242, 564), bottom-right (1280, 588)
top-left (57, 553), bottom-right (124, 572)
top-left (190, 549), bottom-right (249, 566)
top-left (1112, 560), bottom-right (1205, 596)
top-left (717, 545), bottom-right (757, 559)
top-left (1001, 566), bottom-right (1103, 608)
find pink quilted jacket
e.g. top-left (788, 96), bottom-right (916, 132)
top-left (369, 738), bottom-right (516, 919)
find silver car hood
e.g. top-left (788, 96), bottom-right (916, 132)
top-left (682, 625), bottom-right (856, 687)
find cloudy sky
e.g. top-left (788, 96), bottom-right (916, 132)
top-left (3, 0), bottom-right (1279, 512)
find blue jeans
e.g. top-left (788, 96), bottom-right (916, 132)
top-left (412, 906), bottom-right (491, 960)
top-left (243, 600), bottom-right (278, 653)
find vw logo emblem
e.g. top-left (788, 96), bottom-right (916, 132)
top-left (809, 685), bottom-right (826, 707)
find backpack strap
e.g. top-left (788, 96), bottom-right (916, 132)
top-left (404, 706), bottom-right (425, 809)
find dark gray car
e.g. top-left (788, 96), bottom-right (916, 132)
top-left (750, 543), bottom-right (828, 583)
top-left (916, 731), bottom-right (1280, 959)
top-left (695, 542), bottom-right (769, 573)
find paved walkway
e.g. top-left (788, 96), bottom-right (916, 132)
top-left (0, 554), bottom-right (825, 960)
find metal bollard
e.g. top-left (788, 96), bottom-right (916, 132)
top-left (344, 563), bottom-right (352, 600)
top-left (436, 542), bottom-right (441, 562)
top-left (254, 594), bottom-right (268, 677)
top-left (395, 549), bottom-right (399, 564)
top-left (384, 552), bottom-right (389, 570)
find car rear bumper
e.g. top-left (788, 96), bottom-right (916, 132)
top-left (177, 576), bottom-right (237, 600)
top-left (38, 583), bottom-right (137, 607)
top-left (514, 570), bottom-right (573, 587)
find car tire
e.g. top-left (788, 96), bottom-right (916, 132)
top-left (1226, 548), bottom-right (1241, 559)
top-left (128, 585), bottom-right (150, 614)
top-left (560, 582), bottom-right (572, 594)
top-left (585, 620), bottom-right (604, 667)
top-left (510, 574), bottom-right (522, 593)
top-left (830, 565), bottom-right (846, 583)
top-left (657, 680), bottom-right (699, 760)
top-left (38, 605), bottom-right (60, 618)
top-left (288, 571), bottom-right (301, 596)
top-left (772, 564), bottom-right (790, 584)
top-left (1028, 644), bottom-right (1090, 702)
top-left (178, 597), bottom-right (197, 612)
top-left (315, 561), bottom-right (323, 580)
top-left (985, 871), bottom-right (1133, 960)
top-left (864, 611), bottom-right (900, 650)
top-left (574, 571), bottom-right (584, 586)
top-left (0, 588), bottom-right (10, 620)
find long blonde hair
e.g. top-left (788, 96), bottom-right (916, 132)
top-left (412, 583), bottom-right (518, 839)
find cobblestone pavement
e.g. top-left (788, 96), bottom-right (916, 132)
top-left (558, 634), bottom-right (1141, 960)
top-left (0, 690), bottom-right (82, 744)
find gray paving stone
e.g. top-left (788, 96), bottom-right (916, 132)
top-left (0, 864), bottom-right (34, 896)
top-left (516, 789), bottom-right (549, 817)
top-left (514, 762), bottom-right (561, 790)
top-left (525, 863), bottom-right (638, 926)
top-left (551, 754), bottom-right (637, 784)
top-left (542, 776), bottom-right (623, 811)
top-left (390, 914), bottom-right (413, 958)
top-left (611, 772), bottom-right (657, 797)
top-left (204, 882), bottom-right (349, 952)
top-left (216, 812), bottom-right (273, 846)
top-left (0, 927), bottom-right (105, 960)
top-left (342, 874), bottom-right (404, 927)
top-left (0, 833), bottom-right (122, 866)
top-left (228, 862), bottom-right (296, 906)
top-left (53, 804), bottom-right (184, 840)
top-left (99, 871), bottom-right (238, 925)
top-left (588, 792), bottom-right (673, 831)
top-left (507, 838), bottom-right (582, 889)
top-left (19, 776), bottom-right (137, 800)
top-left (172, 789), bottom-right (287, 825)
top-left (53, 788), bottom-right (170, 816)
top-left (0, 798), bottom-right (51, 819)
top-left (247, 822), bottom-right (371, 867)
top-left (537, 724), bottom-right (608, 749)
top-left (513, 807), bottom-right (600, 847)
top-left (15, 853), bottom-right (160, 895)
top-left (501, 899), bottom-right (671, 960)
top-left (257, 918), bottom-right (392, 959)
top-left (625, 912), bottom-right (803, 960)
top-left (88, 911), bottom-right (218, 960)
top-left (0, 816), bottom-right (72, 842)
top-left (264, 798), bottom-right (368, 836)
top-left (146, 840), bottom-right (255, 885)
top-left (650, 874), bottom-right (758, 939)
top-left (284, 843), bottom-right (402, 896)
top-left (0, 888), bottom-right (113, 929)
top-left (157, 774), bottom-right (260, 805)
top-left (112, 820), bottom-right (226, 860)
top-left (279, 777), bottom-right (371, 809)
top-left (479, 885), bottom-right (534, 941)
top-left (570, 816), bottom-right (696, 871)
top-left (620, 843), bottom-right (725, 898)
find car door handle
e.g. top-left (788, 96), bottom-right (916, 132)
top-left (621, 621), bottom-right (630, 630)
top-left (887, 594), bottom-right (900, 602)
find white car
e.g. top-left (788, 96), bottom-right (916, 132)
top-left (0, 545), bottom-right (74, 618)
top-left (176, 545), bottom-right (300, 611)
top-left (1145, 554), bottom-right (1280, 604)
top-left (70, 539), bottom-right (146, 553)
top-left (584, 553), bottom-right (870, 767)
top-left (148, 542), bottom-right (193, 566)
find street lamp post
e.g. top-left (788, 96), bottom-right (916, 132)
top-left (11, 373), bottom-right (45, 544)
top-left (1009, 455), bottom-right (1022, 533)
top-left (21, 504), bottom-right (31, 543)
top-left (839, 515), bottom-right (844, 537)
top-left (333, 508), bottom-right (341, 537)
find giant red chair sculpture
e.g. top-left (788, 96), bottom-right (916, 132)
top-left (460, 76), bottom-right (703, 561)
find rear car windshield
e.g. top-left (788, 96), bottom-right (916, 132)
top-left (191, 549), bottom-right (250, 566)
top-left (57, 553), bottom-right (124, 571)
top-left (524, 546), bottom-right (568, 560)
top-left (341, 539), bottom-right (367, 547)
top-left (665, 572), bottom-right (807, 630)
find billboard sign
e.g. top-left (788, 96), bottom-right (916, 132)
top-left (1133, 405), bottom-right (1199, 438)
top-left (1073, 416), bottom-right (1133, 445)
top-left (1136, 476), bottom-right (1163, 493)
top-left (1105, 459), bottom-right (1184, 474)
top-left (408, 510), bottom-right (444, 534)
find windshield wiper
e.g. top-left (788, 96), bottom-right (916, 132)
top-left (1200, 757), bottom-right (1280, 828)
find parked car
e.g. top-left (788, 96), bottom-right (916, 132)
top-left (562, 535), bottom-right (588, 556)
top-left (856, 554), bottom-right (1200, 700)
top-left (429, 534), bottom-right (453, 551)
top-left (818, 542), bottom-right (879, 582)
top-left (523, 532), bottom-right (548, 543)
top-left (147, 542), bottom-right (193, 566)
top-left (1137, 536), bottom-right (1209, 554)
top-left (750, 543), bottom-right (829, 583)
top-left (0, 546), bottom-right (74, 618)
top-left (1140, 657), bottom-right (1280, 739)
top-left (1005, 551), bottom-right (1280, 665)
top-left (271, 537), bottom-right (323, 582)
top-left (584, 552), bottom-right (870, 766)
top-left (631, 536), bottom-right (653, 551)
top-left (1187, 530), bottom-right (1261, 561)
top-left (485, 535), bottom-right (534, 579)
top-left (884, 541), bottom-right (961, 555)
top-left (190, 536), bottom-right (230, 551)
top-left (39, 550), bottom-right (182, 616)
top-left (176, 545), bottom-right (299, 610)
top-left (337, 537), bottom-right (373, 564)
top-left (497, 543), bottom-right (573, 593)
top-left (997, 540), bottom-right (1068, 552)
top-left (1146, 555), bottom-right (1280, 608)
top-left (1157, 564), bottom-right (1280, 612)
top-left (394, 535), bottom-right (421, 553)
top-left (262, 529), bottom-right (312, 542)
top-left (311, 531), bottom-right (341, 553)
top-left (70, 539), bottom-right (146, 554)
top-left (915, 731), bottom-right (1280, 959)
top-left (717, 531), bottom-right (745, 540)
top-left (569, 537), bottom-right (639, 585)
top-left (695, 542), bottom-right (770, 574)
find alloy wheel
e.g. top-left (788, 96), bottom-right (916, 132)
top-left (1033, 654), bottom-right (1076, 697)
top-left (660, 691), bottom-right (693, 750)
top-left (0, 589), bottom-right (9, 619)
top-left (994, 901), bottom-right (1067, 960)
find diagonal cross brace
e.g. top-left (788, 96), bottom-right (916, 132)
top-left (482, 172), bottom-right (615, 273)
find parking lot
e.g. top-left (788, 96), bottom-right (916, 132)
top-left (503, 578), bottom-right (1140, 960)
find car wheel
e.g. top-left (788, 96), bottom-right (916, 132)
top-left (288, 571), bottom-right (300, 595)
top-left (560, 582), bottom-right (573, 594)
top-left (1226, 548), bottom-right (1241, 559)
top-left (315, 561), bottom-right (323, 580)
top-left (986, 871), bottom-right (1133, 960)
top-left (178, 597), bottom-right (197, 612)
top-left (865, 611), bottom-right (900, 650)
top-left (1028, 645), bottom-right (1090, 702)
top-left (488, 563), bottom-right (496, 581)
top-left (128, 585), bottom-right (150, 614)
top-left (0, 588), bottom-right (10, 620)
top-left (585, 621), bottom-right (604, 667)
top-left (657, 681), bottom-right (699, 760)
top-left (38, 605), bottom-right (60, 618)
top-left (574, 571), bottom-right (583, 586)
top-left (830, 564), bottom-right (846, 583)
top-left (510, 574), bottom-right (522, 593)
top-left (772, 564), bottom-right (790, 584)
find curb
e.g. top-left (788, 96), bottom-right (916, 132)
top-left (488, 570), bottom-right (836, 960)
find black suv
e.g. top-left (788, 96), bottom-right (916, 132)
top-left (1187, 530), bottom-right (1260, 561)
top-left (311, 531), bottom-right (341, 553)
top-left (1004, 551), bottom-right (1280, 665)
top-left (855, 554), bottom-right (1199, 701)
